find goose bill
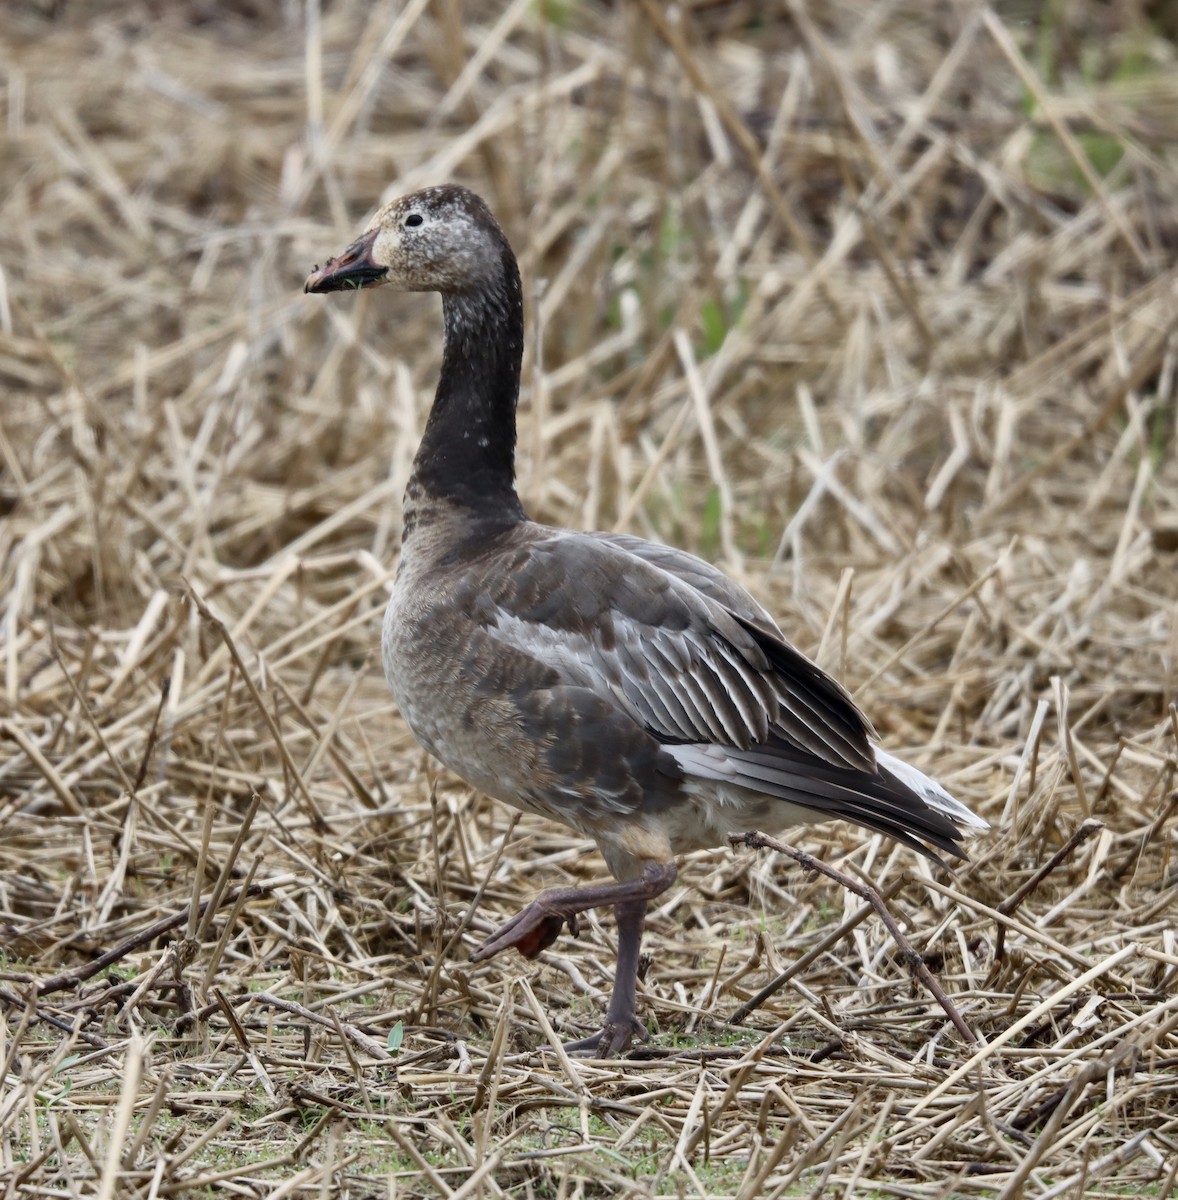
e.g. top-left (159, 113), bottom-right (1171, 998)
top-left (304, 229), bottom-right (387, 293)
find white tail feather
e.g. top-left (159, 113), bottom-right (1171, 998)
top-left (874, 748), bottom-right (989, 831)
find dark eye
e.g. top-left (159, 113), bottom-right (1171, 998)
top-left (405, 213), bottom-right (423, 228)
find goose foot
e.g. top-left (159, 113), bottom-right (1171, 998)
top-left (470, 887), bottom-right (590, 961)
top-left (562, 1015), bottom-right (647, 1058)
top-left (468, 862), bottom-right (677, 963)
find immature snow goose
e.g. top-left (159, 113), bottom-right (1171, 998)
top-left (305, 185), bottom-right (987, 1056)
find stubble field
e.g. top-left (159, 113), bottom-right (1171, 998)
top-left (2, 1), bottom-right (1178, 1196)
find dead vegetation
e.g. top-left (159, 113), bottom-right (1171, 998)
top-left (2, 0), bottom-right (1178, 1196)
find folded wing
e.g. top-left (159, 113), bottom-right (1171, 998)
top-left (476, 530), bottom-right (876, 772)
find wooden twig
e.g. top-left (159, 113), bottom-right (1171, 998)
top-left (131, 674), bottom-right (171, 794)
top-left (34, 879), bottom-right (284, 997)
top-left (730, 831), bottom-right (979, 1045)
top-left (412, 810), bottom-right (520, 1026)
top-left (994, 818), bottom-right (1103, 960)
top-left (728, 879), bottom-right (905, 1025)
top-left (0, 720), bottom-right (85, 816)
top-left (248, 990), bottom-right (390, 1062)
top-left (186, 583), bottom-right (328, 832)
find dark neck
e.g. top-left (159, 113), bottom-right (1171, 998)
top-left (408, 251), bottom-right (526, 523)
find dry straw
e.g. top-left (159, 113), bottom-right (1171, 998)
top-left (2, 0), bottom-right (1177, 1196)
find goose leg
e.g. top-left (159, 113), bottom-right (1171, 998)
top-left (470, 861), bottom-right (675, 1057)
top-left (469, 860), bottom-right (676, 963)
top-left (562, 897), bottom-right (649, 1057)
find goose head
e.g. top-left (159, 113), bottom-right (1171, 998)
top-left (303, 185), bottom-right (512, 296)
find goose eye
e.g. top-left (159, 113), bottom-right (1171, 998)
top-left (404, 213), bottom-right (423, 228)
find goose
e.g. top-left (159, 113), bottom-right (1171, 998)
top-left (305, 185), bottom-right (987, 1056)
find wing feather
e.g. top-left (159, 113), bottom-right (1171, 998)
top-left (477, 530), bottom-right (875, 772)
top-left (668, 743), bottom-right (968, 861)
top-left (592, 532), bottom-right (784, 638)
top-left (707, 639), bottom-right (773, 742)
top-left (690, 655), bottom-right (756, 745)
top-left (645, 666), bottom-right (703, 738)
